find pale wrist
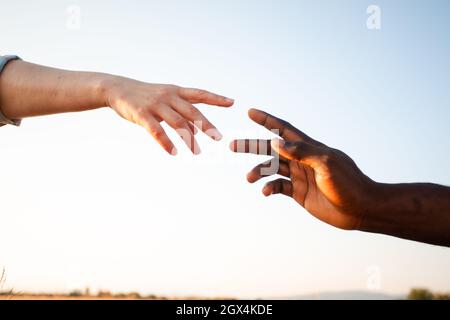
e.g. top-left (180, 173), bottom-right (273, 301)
top-left (93, 73), bottom-right (122, 108)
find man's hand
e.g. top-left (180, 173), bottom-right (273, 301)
top-left (105, 78), bottom-right (234, 155)
top-left (230, 108), bottom-right (376, 230)
top-left (230, 108), bottom-right (450, 246)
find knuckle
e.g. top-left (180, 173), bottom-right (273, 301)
top-left (157, 85), bottom-right (176, 99)
top-left (320, 154), bottom-right (330, 166)
top-left (295, 141), bottom-right (307, 149)
top-left (135, 107), bottom-right (148, 119)
top-left (192, 88), bottom-right (209, 97)
top-left (174, 117), bottom-right (188, 128)
top-left (188, 106), bottom-right (201, 118)
top-left (292, 141), bottom-right (306, 154)
top-left (320, 149), bottom-right (335, 166)
top-left (284, 120), bottom-right (292, 127)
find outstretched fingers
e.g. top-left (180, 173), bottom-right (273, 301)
top-left (247, 108), bottom-right (319, 144)
top-left (157, 106), bottom-right (201, 154)
top-left (247, 159), bottom-right (290, 183)
top-left (178, 87), bottom-right (234, 107)
top-left (171, 98), bottom-right (222, 141)
top-left (140, 116), bottom-right (177, 155)
top-left (262, 178), bottom-right (293, 197)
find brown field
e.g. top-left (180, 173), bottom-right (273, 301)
top-left (0, 291), bottom-right (234, 300)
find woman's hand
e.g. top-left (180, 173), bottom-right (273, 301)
top-left (105, 77), bottom-right (234, 155)
top-left (0, 60), bottom-right (233, 155)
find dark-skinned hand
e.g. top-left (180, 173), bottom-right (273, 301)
top-left (230, 108), bottom-right (376, 230)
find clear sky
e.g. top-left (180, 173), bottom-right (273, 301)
top-left (1, 0), bottom-right (450, 298)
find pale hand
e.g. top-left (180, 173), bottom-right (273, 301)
top-left (106, 78), bottom-right (234, 155)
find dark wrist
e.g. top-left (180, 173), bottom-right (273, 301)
top-left (357, 180), bottom-right (389, 232)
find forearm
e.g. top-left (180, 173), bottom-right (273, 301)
top-left (360, 183), bottom-right (450, 246)
top-left (0, 60), bottom-right (113, 119)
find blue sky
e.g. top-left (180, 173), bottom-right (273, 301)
top-left (1, 0), bottom-right (449, 297)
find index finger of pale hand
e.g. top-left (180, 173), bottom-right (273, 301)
top-left (178, 87), bottom-right (234, 107)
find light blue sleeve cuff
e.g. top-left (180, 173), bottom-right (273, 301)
top-left (0, 55), bottom-right (22, 127)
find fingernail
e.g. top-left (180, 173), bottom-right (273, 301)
top-left (213, 130), bottom-right (223, 141)
top-left (226, 97), bottom-right (234, 103)
top-left (193, 147), bottom-right (201, 155)
top-left (229, 140), bottom-right (237, 151)
top-left (171, 147), bottom-right (178, 156)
